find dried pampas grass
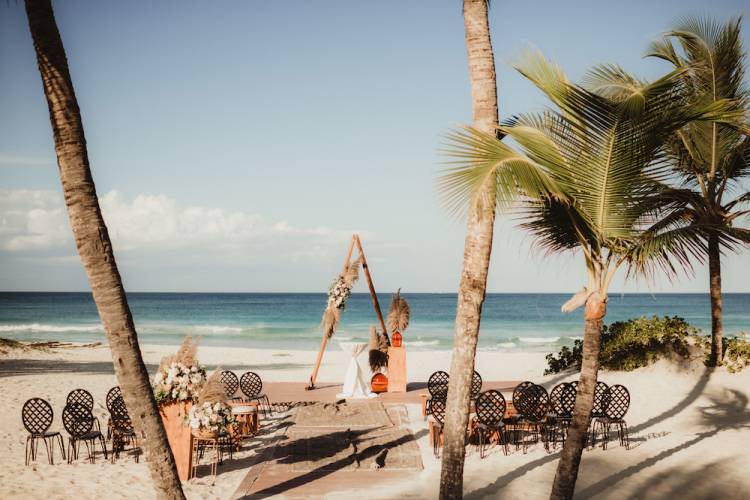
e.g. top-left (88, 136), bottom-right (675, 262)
top-left (158, 335), bottom-right (200, 372)
top-left (387, 289), bottom-right (410, 333)
top-left (198, 369), bottom-right (226, 405)
top-left (344, 256), bottom-right (361, 285)
top-left (321, 307), bottom-right (341, 338)
top-left (368, 325), bottom-right (389, 372)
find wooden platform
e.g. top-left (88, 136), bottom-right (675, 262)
top-left (263, 380), bottom-right (520, 404)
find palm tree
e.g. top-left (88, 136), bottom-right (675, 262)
top-left (439, 51), bottom-right (739, 500)
top-left (438, 1), bottom-right (499, 497)
top-left (24, 1), bottom-right (185, 498)
top-left (646, 16), bottom-right (750, 366)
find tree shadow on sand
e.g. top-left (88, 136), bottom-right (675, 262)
top-left (576, 388), bottom-right (750, 498)
top-left (465, 367), bottom-right (716, 499)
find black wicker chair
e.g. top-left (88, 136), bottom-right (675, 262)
top-left (428, 398), bottom-right (447, 458)
top-left (592, 385), bottom-right (630, 450)
top-left (588, 381), bottom-right (609, 448)
top-left (240, 372), bottom-right (272, 417)
top-left (66, 389), bottom-right (101, 433)
top-left (474, 390), bottom-right (508, 458)
top-left (425, 371), bottom-right (449, 420)
top-left (470, 371), bottom-right (483, 399)
top-left (220, 370), bottom-right (241, 400)
top-left (106, 387), bottom-right (140, 463)
top-left (22, 398), bottom-right (66, 465)
top-left (510, 383), bottom-right (550, 452)
top-left (62, 403), bottom-right (107, 464)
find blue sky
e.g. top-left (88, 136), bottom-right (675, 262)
top-left (1, 0), bottom-right (748, 293)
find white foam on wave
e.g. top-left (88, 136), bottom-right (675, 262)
top-left (519, 336), bottom-right (560, 344)
top-left (192, 325), bottom-right (244, 334)
top-left (0, 323), bottom-right (102, 333)
top-left (407, 340), bottom-right (441, 347)
top-left (495, 342), bottom-right (517, 348)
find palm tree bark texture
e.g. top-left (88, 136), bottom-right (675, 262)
top-left (550, 291), bottom-right (606, 500)
top-left (24, 1), bottom-right (186, 498)
top-left (708, 232), bottom-right (723, 364)
top-left (439, 1), bottom-right (498, 499)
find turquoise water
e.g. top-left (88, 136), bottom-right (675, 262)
top-left (0, 292), bottom-right (748, 352)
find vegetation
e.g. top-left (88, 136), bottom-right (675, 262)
top-left (439, 26), bottom-right (742, 497)
top-left (722, 333), bottom-right (750, 373)
top-left (545, 316), bottom-right (699, 374)
top-left (645, 17), bottom-right (750, 366)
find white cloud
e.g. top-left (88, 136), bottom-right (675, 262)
top-left (0, 189), bottom-right (356, 260)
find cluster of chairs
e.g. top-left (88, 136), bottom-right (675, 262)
top-left (219, 370), bottom-right (273, 417)
top-left (425, 372), bottom-right (631, 459)
top-left (22, 387), bottom-right (139, 466)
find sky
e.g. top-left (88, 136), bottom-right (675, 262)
top-left (1, 0), bottom-right (748, 293)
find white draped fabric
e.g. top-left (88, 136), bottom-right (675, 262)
top-left (336, 341), bottom-right (377, 399)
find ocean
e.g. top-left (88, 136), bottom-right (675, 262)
top-left (0, 292), bottom-right (748, 352)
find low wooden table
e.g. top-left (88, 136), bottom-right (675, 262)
top-left (227, 400), bottom-right (260, 438)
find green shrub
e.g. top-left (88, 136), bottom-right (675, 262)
top-left (723, 333), bottom-right (750, 373)
top-left (545, 316), bottom-right (698, 375)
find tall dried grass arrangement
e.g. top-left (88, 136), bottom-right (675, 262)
top-left (368, 325), bottom-right (389, 372)
top-left (198, 369), bottom-right (226, 405)
top-left (158, 335), bottom-right (200, 372)
top-left (387, 289), bottom-right (410, 333)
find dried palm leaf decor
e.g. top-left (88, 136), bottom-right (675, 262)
top-left (387, 289), bottom-right (410, 333)
top-left (198, 369), bottom-right (226, 405)
top-left (368, 325), bottom-right (390, 372)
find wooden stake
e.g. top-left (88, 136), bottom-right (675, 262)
top-left (306, 235), bottom-right (356, 390)
top-left (355, 234), bottom-right (389, 342)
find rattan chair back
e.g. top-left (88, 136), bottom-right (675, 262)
top-left (549, 383), bottom-right (567, 414)
top-left (106, 386), bottom-right (129, 419)
top-left (66, 388), bottom-right (94, 411)
top-left (512, 380), bottom-right (534, 414)
top-left (63, 403), bottom-right (94, 439)
top-left (604, 385), bottom-right (630, 420)
top-left (559, 383), bottom-right (577, 416)
top-left (240, 372), bottom-right (263, 399)
top-left (427, 371), bottom-right (450, 400)
top-left (220, 370), bottom-right (240, 398)
top-left (470, 371), bottom-right (483, 399)
top-left (430, 398), bottom-right (447, 425)
top-left (475, 390), bottom-right (506, 427)
top-left (592, 381), bottom-right (609, 417)
top-left (22, 398), bottom-right (54, 436)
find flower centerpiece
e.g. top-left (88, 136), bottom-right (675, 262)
top-left (152, 336), bottom-right (207, 406)
top-left (321, 257), bottom-right (361, 338)
top-left (187, 370), bottom-right (235, 439)
top-left (153, 336), bottom-right (207, 480)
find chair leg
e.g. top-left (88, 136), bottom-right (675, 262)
top-left (25, 437), bottom-right (31, 466)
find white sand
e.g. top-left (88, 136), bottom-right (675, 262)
top-left (1, 342), bottom-right (749, 499)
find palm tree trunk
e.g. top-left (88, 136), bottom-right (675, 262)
top-left (24, 1), bottom-right (185, 498)
top-left (439, 1), bottom-right (498, 499)
top-left (708, 231), bottom-right (724, 366)
top-left (550, 292), bottom-right (606, 500)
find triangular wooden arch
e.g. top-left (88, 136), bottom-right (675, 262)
top-left (306, 234), bottom-right (388, 390)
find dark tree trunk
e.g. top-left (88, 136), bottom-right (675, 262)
top-left (24, 1), bottom-right (185, 498)
top-left (708, 231), bottom-right (724, 366)
top-left (439, 1), bottom-right (498, 498)
top-left (550, 293), bottom-right (606, 500)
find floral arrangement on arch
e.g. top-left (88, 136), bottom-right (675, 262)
top-left (152, 336), bottom-right (207, 406)
top-left (187, 370), bottom-right (235, 436)
top-left (321, 257), bottom-right (361, 338)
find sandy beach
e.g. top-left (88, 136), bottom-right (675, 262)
top-left (2, 342), bottom-right (749, 499)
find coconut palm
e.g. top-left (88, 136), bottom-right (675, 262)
top-left (439, 51), bottom-right (740, 499)
top-left (438, 1), bottom-right (503, 497)
top-left (437, 1), bottom-right (498, 497)
top-left (646, 16), bottom-right (750, 366)
top-left (23, 1), bottom-right (185, 498)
